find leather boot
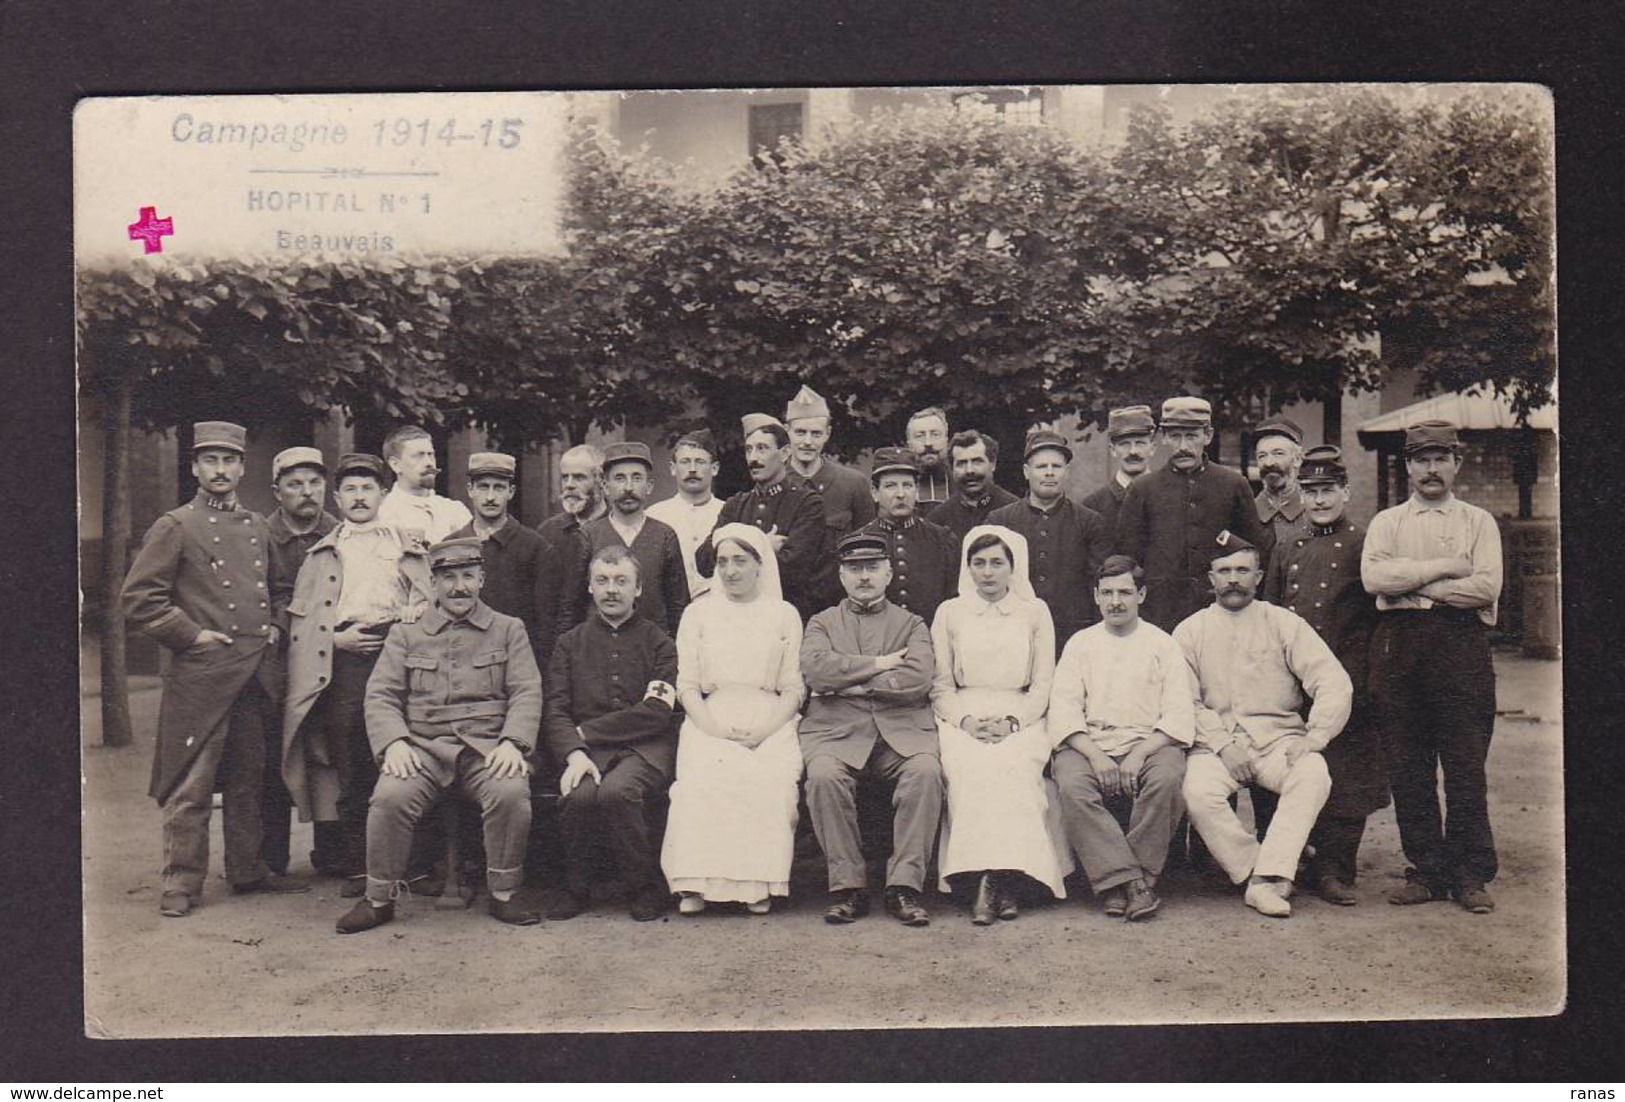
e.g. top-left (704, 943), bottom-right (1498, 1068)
top-left (971, 873), bottom-right (997, 926)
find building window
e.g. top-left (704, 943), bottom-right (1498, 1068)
top-left (953, 88), bottom-right (1045, 126)
top-left (749, 103), bottom-right (805, 168)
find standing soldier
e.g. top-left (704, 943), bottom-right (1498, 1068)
top-left (1362, 421), bottom-right (1503, 914)
top-left (930, 430), bottom-right (1019, 544)
top-left (784, 384), bottom-right (876, 536)
top-left (987, 427), bottom-right (1109, 655)
top-left (647, 429), bottom-right (726, 602)
top-left (1263, 445), bottom-right (1388, 906)
top-left (1252, 416), bottom-right (1313, 566)
top-left (903, 406), bottom-right (953, 515)
top-left (121, 420), bottom-right (309, 916)
top-left (853, 447), bottom-right (959, 628)
top-left (1116, 397), bottom-right (1267, 632)
top-left (1081, 405), bottom-right (1157, 539)
top-left (538, 443), bottom-right (608, 550)
top-left (263, 447), bottom-right (339, 877)
top-left (378, 425), bottom-right (472, 542)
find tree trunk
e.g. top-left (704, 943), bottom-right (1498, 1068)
top-left (100, 372), bottom-right (134, 747)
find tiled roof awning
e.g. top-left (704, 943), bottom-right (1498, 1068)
top-left (1356, 390), bottom-right (1556, 447)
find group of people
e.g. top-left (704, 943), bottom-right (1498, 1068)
top-left (119, 383), bottom-right (1505, 935)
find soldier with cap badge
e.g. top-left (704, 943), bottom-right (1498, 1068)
top-left (1081, 405), bottom-right (1157, 537)
top-left (122, 420), bottom-right (309, 916)
top-left (783, 384), bottom-right (876, 536)
top-left (853, 447), bottom-right (960, 627)
top-left (1252, 416), bottom-right (1314, 566)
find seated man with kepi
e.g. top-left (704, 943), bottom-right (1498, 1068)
top-left (800, 531), bottom-right (943, 927)
top-left (1175, 534), bottom-right (1352, 917)
top-left (544, 545), bottom-right (681, 922)
top-left (337, 537), bottom-right (544, 933)
top-left (1049, 555), bottom-right (1194, 922)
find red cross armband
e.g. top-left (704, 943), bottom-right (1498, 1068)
top-left (644, 680), bottom-right (677, 709)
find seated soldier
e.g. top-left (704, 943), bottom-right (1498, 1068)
top-left (336, 537), bottom-right (544, 932)
top-left (544, 546), bottom-right (681, 922)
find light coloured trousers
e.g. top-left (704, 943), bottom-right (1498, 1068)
top-left (1183, 741), bottom-right (1330, 883)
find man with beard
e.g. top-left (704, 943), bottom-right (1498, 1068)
top-left (904, 406), bottom-right (952, 516)
top-left (262, 447), bottom-right (339, 876)
top-left (1081, 405), bottom-right (1157, 538)
top-left (784, 385), bottom-right (875, 536)
top-left (987, 427), bottom-right (1109, 656)
top-left (560, 441), bottom-right (689, 638)
top-left (449, 451), bottom-right (562, 673)
top-left (853, 448), bottom-right (959, 627)
top-left (1252, 416), bottom-right (1312, 566)
top-left (696, 414), bottom-right (832, 621)
top-left (1362, 421), bottom-right (1503, 914)
top-left (1263, 446), bottom-right (1388, 906)
top-left (378, 425), bottom-right (471, 543)
top-left (1176, 535), bottom-right (1351, 917)
top-left (122, 421), bottom-right (309, 916)
top-left (1116, 397), bottom-right (1266, 632)
top-left (336, 537), bottom-right (544, 933)
top-left (648, 429), bottom-right (726, 601)
top-left (929, 430), bottom-right (1019, 544)
top-left (281, 454), bottom-right (432, 896)
top-left (538, 443), bottom-right (608, 550)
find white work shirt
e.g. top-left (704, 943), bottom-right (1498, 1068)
top-left (378, 486), bottom-right (472, 543)
top-left (647, 493), bottom-right (725, 598)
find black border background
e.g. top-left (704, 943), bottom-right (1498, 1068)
top-left (3, 0), bottom-right (1620, 1083)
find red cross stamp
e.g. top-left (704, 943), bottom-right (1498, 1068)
top-left (127, 206), bottom-right (174, 254)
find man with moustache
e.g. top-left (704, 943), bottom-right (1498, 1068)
top-left (1116, 397), bottom-right (1267, 632)
top-left (853, 448), bottom-right (959, 627)
top-left (378, 425), bottom-right (471, 543)
top-left (904, 406), bottom-right (953, 516)
top-left (538, 443), bottom-right (608, 550)
top-left (1081, 405), bottom-right (1157, 538)
top-left (1362, 421), bottom-right (1503, 914)
top-left (1252, 416), bottom-right (1313, 565)
top-left (1176, 535), bottom-right (1352, 917)
top-left (262, 447), bottom-right (340, 876)
top-left (282, 454), bottom-right (432, 895)
top-left (987, 427), bottom-right (1109, 655)
top-left (696, 413), bottom-right (832, 621)
top-left (448, 451), bottom-right (562, 673)
top-left (784, 385), bottom-right (875, 536)
top-left (337, 537), bottom-right (544, 933)
top-left (1263, 446), bottom-right (1387, 906)
top-left (122, 421), bottom-right (308, 916)
top-left (929, 430), bottom-right (1019, 544)
top-left (1050, 555), bottom-right (1195, 921)
top-left (647, 429), bottom-right (726, 601)
top-left (544, 546), bottom-right (681, 922)
top-left (799, 532), bottom-right (942, 927)
top-left (560, 442), bottom-right (689, 639)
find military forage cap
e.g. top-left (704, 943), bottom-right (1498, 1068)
top-left (1024, 426), bottom-right (1074, 462)
top-left (837, 531), bottom-right (890, 563)
top-left (428, 536), bottom-right (485, 571)
top-left (1253, 416), bottom-right (1305, 446)
top-left (602, 440), bottom-right (654, 469)
top-left (1403, 420), bottom-right (1463, 456)
top-left (1106, 405), bottom-right (1157, 440)
top-left (869, 446), bottom-right (920, 482)
top-left (1211, 530), bottom-right (1260, 562)
top-left (193, 420), bottom-right (247, 454)
top-left (740, 412), bottom-right (786, 438)
top-left (334, 452), bottom-right (388, 481)
top-left (784, 384), bottom-right (832, 423)
top-left (467, 451), bottom-right (517, 479)
top-left (272, 446), bottom-right (326, 481)
top-left (1160, 396), bottom-right (1213, 428)
top-left (1298, 445), bottom-right (1348, 486)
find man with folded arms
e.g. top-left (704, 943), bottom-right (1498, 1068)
top-left (799, 532), bottom-right (942, 927)
top-left (337, 537), bottom-right (544, 932)
top-left (1049, 555), bottom-right (1194, 922)
top-left (1176, 534), bottom-right (1352, 917)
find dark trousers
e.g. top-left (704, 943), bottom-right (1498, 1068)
top-left (1309, 812), bottom-right (1368, 885)
top-left (558, 751), bottom-right (668, 895)
top-left (1372, 610), bottom-right (1498, 890)
top-left (260, 704), bottom-right (294, 875)
top-left (309, 649), bottom-right (379, 875)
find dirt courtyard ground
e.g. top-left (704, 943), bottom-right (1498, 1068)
top-left (79, 650), bottom-right (1564, 1038)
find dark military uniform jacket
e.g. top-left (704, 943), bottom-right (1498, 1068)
top-left (987, 495), bottom-right (1109, 654)
top-left (1262, 515), bottom-right (1387, 817)
top-left (787, 456), bottom-right (876, 536)
top-left (799, 598), bottom-right (938, 769)
top-left (914, 468), bottom-right (952, 517)
top-left (558, 513), bottom-right (690, 640)
top-left (450, 515), bottom-right (562, 673)
top-left (543, 611), bottom-right (681, 780)
top-left (696, 478), bottom-right (834, 620)
top-left (928, 484), bottom-right (1020, 545)
top-left (121, 492), bottom-right (277, 802)
top-left (1256, 485), bottom-right (1314, 570)
top-left (1080, 478), bottom-right (1131, 547)
top-left (1115, 460), bottom-right (1268, 633)
top-left (855, 514), bottom-right (958, 628)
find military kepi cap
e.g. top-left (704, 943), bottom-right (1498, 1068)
top-left (836, 531), bottom-right (890, 563)
top-left (272, 446), bottom-right (325, 481)
top-left (741, 412), bottom-right (786, 438)
top-left (1106, 405), bottom-right (1156, 440)
top-left (1298, 445), bottom-right (1348, 486)
top-left (1253, 416), bottom-right (1304, 445)
top-left (334, 452), bottom-right (388, 481)
top-left (1160, 396), bottom-right (1213, 428)
top-left (467, 451), bottom-right (517, 479)
top-left (428, 536), bottom-right (484, 571)
top-left (1024, 426), bottom-right (1073, 462)
top-left (1211, 529), bottom-right (1259, 562)
top-left (193, 421), bottom-right (247, 454)
top-left (1404, 420), bottom-right (1462, 456)
top-left (602, 441), bottom-right (654, 469)
top-left (869, 446), bottom-right (920, 481)
top-left (673, 428), bottom-right (718, 458)
top-left (784, 384), bottom-right (831, 423)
